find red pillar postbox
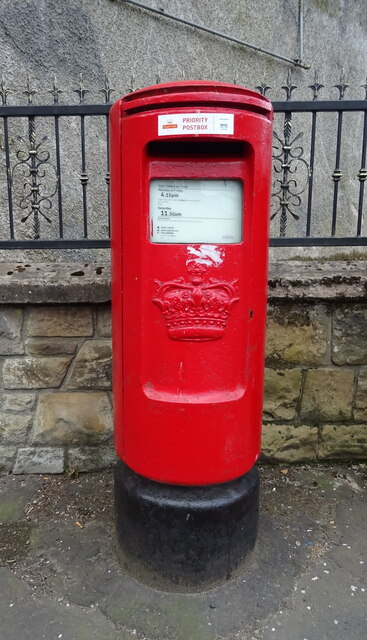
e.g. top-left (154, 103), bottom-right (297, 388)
top-left (110, 81), bottom-right (273, 588)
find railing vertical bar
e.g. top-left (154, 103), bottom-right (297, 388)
top-left (357, 110), bottom-right (367, 236)
top-left (306, 111), bottom-right (317, 237)
top-left (279, 111), bottom-right (292, 237)
top-left (331, 111), bottom-right (343, 236)
top-left (80, 114), bottom-right (88, 238)
top-left (106, 115), bottom-right (111, 237)
top-left (28, 115), bottom-right (40, 239)
top-left (54, 115), bottom-right (64, 238)
top-left (3, 116), bottom-right (15, 239)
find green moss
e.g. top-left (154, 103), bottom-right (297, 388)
top-left (0, 497), bottom-right (25, 524)
top-left (300, 471), bottom-right (335, 491)
top-left (269, 306), bottom-right (312, 328)
top-left (107, 596), bottom-right (215, 640)
top-left (28, 527), bottom-right (41, 548)
top-left (311, 0), bottom-right (340, 18)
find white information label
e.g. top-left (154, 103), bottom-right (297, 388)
top-left (158, 113), bottom-right (234, 136)
top-left (150, 179), bottom-right (243, 244)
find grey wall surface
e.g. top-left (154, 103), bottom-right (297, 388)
top-left (1, 0), bottom-right (366, 98)
top-left (0, 0), bottom-right (366, 261)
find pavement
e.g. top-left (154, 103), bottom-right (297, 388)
top-left (0, 464), bottom-right (366, 640)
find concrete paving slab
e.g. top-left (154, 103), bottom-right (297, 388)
top-left (0, 465), bottom-right (366, 640)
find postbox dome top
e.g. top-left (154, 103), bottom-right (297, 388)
top-left (118, 80), bottom-right (272, 118)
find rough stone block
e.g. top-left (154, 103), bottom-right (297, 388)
top-left (0, 413), bottom-right (32, 445)
top-left (266, 304), bottom-right (328, 366)
top-left (96, 306), bottom-right (112, 337)
top-left (27, 306), bottom-right (93, 337)
top-left (13, 447), bottom-right (64, 474)
top-left (1, 393), bottom-right (36, 412)
top-left (318, 425), bottom-right (367, 459)
top-left (332, 305), bottom-right (367, 365)
top-left (301, 368), bottom-right (354, 422)
top-left (27, 338), bottom-right (79, 356)
top-left (355, 369), bottom-right (367, 421)
top-left (66, 341), bottom-right (112, 389)
top-left (3, 357), bottom-right (71, 389)
top-left (261, 424), bottom-right (318, 462)
top-left (0, 308), bottom-right (24, 355)
top-left (0, 446), bottom-right (17, 473)
top-left (32, 392), bottom-right (113, 445)
top-left (67, 446), bottom-right (117, 472)
top-left (263, 368), bottom-right (302, 420)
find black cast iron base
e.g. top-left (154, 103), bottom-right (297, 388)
top-left (114, 460), bottom-right (259, 590)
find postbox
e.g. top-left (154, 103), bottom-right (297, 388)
top-left (110, 81), bottom-right (273, 588)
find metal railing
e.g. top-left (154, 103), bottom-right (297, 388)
top-left (266, 71), bottom-right (367, 246)
top-left (0, 72), bottom-right (366, 250)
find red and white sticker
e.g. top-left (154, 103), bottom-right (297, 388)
top-left (158, 113), bottom-right (234, 136)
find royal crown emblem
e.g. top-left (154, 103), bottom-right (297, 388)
top-left (153, 262), bottom-right (239, 341)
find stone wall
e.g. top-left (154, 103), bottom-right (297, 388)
top-left (0, 302), bottom-right (115, 473)
top-left (0, 261), bottom-right (366, 473)
top-left (263, 302), bottom-right (367, 462)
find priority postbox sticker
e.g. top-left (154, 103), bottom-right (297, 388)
top-left (158, 113), bottom-right (234, 136)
